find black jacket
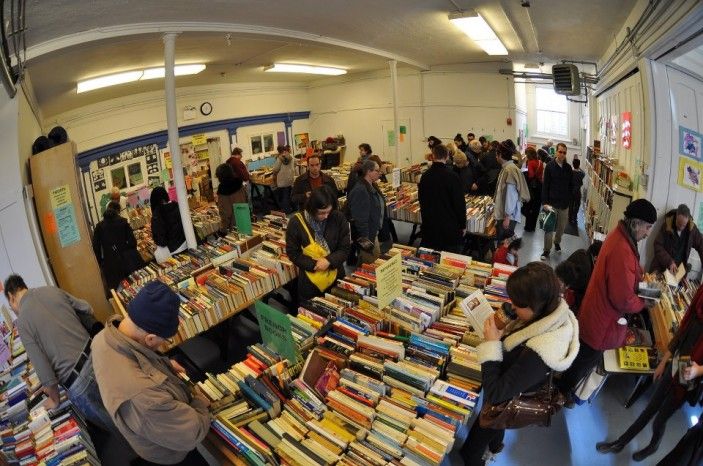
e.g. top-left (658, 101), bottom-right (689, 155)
top-left (285, 210), bottom-right (351, 298)
top-left (479, 151), bottom-right (501, 196)
top-left (347, 180), bottom-right (385, 241)
top-left (291, 172), bottom-right (339, 210)
top-left (151, 202), bottom-right (186, 253)
top-left (418, 162), bottom-right (466, 251)
top-left (92, 211), bottom-right (144, 290)
top-left (542, 160), bottom-right (573, 209)
top-left (482, 345), bottom-right (550, 404)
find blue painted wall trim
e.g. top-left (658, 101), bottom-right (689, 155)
top-left (77, 111), bottom-right (310, 171)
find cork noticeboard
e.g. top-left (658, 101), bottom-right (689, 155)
top-left (29, 142), bottom-right (111, 322)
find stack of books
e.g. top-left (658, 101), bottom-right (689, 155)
top-left (400, 164), bottom-right (429, 183)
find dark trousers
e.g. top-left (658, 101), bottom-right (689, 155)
top-left (615, 367), bottom-right (685, 449)
top-left (131, 449), bottom-right (209, 466)
top-left (656, 410), bottom-right (703, 466)
top-left (496, 219), bottom-right (516, 244)
top-left (569, 191), bottom-right (581, 224)
top-left (275, 186), bottom-right (292, 213)
top-left (557, 339), bottom-right (602, 394)
top-left (461, 421), bottom-right (505, 466)
top-left (523, 189), bottom-right (541, 231)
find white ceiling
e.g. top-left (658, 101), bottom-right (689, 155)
top-left (22, 0), bottom-right (638, 117)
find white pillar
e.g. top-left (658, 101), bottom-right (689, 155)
top-left (388, 59), bottom-right (400, 167)
top-left (163, 32), bottom-right (197, 249)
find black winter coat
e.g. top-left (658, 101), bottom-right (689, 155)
top-left (542, 160), bottom-right (573, 209)
top-left (151, 202), bottom-right (186, 253)
top-left (92, 211), bottom-right (144, 290)
top-left (418, 162), bottom-right (466, 252)
top-left (479, 151), bottom-right (502, 196)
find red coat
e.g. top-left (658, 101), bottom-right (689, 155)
top-left (578, 222), bottom-right (644, 350)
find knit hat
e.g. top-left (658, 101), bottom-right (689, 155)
top-left (624, 199), bottom-right (657, 224)
top-left (127, 281), bottom-right (180, 338)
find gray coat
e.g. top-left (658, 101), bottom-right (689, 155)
top-left (347, 180), bottom-right (385, 241)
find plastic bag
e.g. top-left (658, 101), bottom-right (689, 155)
top-left (154, 245), bottom-right (172, 264)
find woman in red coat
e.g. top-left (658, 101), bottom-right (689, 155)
top-left (558, 199), bottom-right (657, 393)
top-left (597, 284), bottom-right (703, 461)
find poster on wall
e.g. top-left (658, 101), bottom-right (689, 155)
top-left (294, 133), bottom-right (309, 149)
top-left (680, 126), bottom-right (702, 160)
top-left (621, 112), bottom-right (632, 149)
top-left (677, 157), bottom-right (702, 192)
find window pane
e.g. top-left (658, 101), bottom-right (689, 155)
top-left (536, 87), bottom-right (568, 112)
top-left (127, 162), bottom-right (143, 187)
top-left (263, 134), bottom-right (274, 152)
top-left (251, 136), bottom-right (262, 154)
top-left (537, 110), bottom-right (568, 136)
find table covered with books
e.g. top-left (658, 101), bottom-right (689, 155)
top-left (190, 245), bottom-right (524, 466)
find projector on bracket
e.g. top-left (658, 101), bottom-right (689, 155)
top-left (552, 64), bottom-right (581, 96)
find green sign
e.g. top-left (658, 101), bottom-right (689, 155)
top-left (234, 203), bottom-right (253, 235)
top-left (255, 300), bottom-right (298, 363)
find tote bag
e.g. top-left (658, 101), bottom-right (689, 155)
top-left (295, 213), bottom-right (337, 292)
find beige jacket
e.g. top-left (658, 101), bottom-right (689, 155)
top-left (91, 317), bottom-right (210, 464)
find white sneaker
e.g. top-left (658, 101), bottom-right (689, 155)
top-left (540, 252), bottom-right (549, 261)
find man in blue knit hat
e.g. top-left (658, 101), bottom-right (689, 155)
top-left (91, 281), bottom-right (210, 465)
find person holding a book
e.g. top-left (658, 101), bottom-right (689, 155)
top-left (558, 199), bottom-right (657, 396)
top-left (596, 283), bottom-right (703, 462)
top-left (91, 281), bottom-right (210, 466)
top-left (3, 275), bottom-right (115, 433)
top-left (540, 143), bottom-right (573, 260)
top-left (460, 262), bottom-right (579, 465)
top-left (286, 187), bottom-right (351, 302)
top-left (649, 204), bottom-right (703, 276)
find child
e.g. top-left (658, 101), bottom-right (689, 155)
top-left (493, 237), bottom-right (522, 266)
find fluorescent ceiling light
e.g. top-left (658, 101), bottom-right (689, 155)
top-left (77, 70), bottom-right (143, 93)
top-left (77, 64), bottom-right (206, 93)
top-left (142, 64), bottom-right (207, 80)
top-left (449, 10), bottom-right (508, 56)
top-left (264, 63), bottom-right (346, 76)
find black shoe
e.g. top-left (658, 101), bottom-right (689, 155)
top-left (596, 440), bottom-right (625, 454)
top-left (554, 243), bottom-right (561, 252)
top-left (632, 444), bottom-right (658, 462)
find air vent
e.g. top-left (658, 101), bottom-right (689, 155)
top-left (552, 64), bottom-right (581, 96)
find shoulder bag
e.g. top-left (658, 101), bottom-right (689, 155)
top-left (295, 213), bottom-right (337, 292)
top-left (479, 372), bottom-right (565, 429)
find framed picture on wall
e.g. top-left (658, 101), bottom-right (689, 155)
top-left (128, 162), bottom-right (143, 186)
top-left (251, 135), bottom-right (263, 155)
top-left (110, 167), bottom-right (127, 189)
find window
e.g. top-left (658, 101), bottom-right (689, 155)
top-left (536, 87), bottom-right (568, 137)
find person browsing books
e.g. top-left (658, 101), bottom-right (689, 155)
top-left (460, 262), bottom-right (579, 465)
top-left (291, 154), bottom-right (338, 211)
top-left (286, 187), bottom-right (351, 302)
top-left (91, 281), bottom-right (210, 465)
top-left (649, 204), bottom-right (703, 276)
top-left (347, 159), bottom-right (386, 264)
top-left (3, 275), bottom-right (115, 433)
top-left (596, 284), bottom-right (703, 462)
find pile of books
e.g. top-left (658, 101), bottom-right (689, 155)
top-left (465, 196), bottom-right (495, 236)
top-left (191, 204), bottom-right (222, 238)
top-left (400, 164), bottom-right (429, 183)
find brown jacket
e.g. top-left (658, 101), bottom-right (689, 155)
top-left (91, 317), bottom-right (210, 464)
top-left (650, 209), bottom-right (703, 272)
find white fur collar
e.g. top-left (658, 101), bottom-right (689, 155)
top-left (502, 299), bottom-right (580, 372)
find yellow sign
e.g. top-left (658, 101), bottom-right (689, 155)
top-left (192, 134), bottom-right (207, 146)
top-left (376, 253), bottom-right (403, 310)
top-left (49, 185), bottom-right (71, 210)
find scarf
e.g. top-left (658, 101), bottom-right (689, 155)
top-left (304, 211), bottom-right (330, 255)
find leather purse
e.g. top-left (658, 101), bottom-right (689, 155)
top-left (479, 372), bottom-right (565, 429)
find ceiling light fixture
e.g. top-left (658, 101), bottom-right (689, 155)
top-left (449, 10), bottom-right (508, 56)
top-left (77, 64), bottom-right (206, 93)
top-left (264, 63), bottom-right (347, 76)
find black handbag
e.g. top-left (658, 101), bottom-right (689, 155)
top-left (479, 372), bottom-right (565, 429)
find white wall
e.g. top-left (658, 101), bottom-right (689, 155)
top-left (308, 65), bottom-right (518, 166)
top-left (48, 81), bottom-right (311, 153)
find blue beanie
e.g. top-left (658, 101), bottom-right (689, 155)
top-left (127, 281), bottom-right (180, 338)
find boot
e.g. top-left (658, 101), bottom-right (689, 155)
top-left (596, 440), bottom-right (625, 454)
top-left (632, 443), bottom-right (659, 462)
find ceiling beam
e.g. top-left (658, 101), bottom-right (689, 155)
top-left (23, 21), bottom-right (431, 71)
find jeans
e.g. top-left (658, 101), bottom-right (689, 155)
top-left (543, 207), bottom-right (569, 252)
top-left (569, 191), bottom-right (581, 224)
top-left (67, 357), bottom-right (117, 434)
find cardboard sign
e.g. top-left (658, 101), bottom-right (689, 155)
top-left (255, 300), bottom-right (298, 363)
top-left (391, 168), bottom-right (401, 188)
top-left (376, 253), bottom-right (402, 310)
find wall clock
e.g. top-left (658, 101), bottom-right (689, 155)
top-left (200, 102), bottom-right (213, 116)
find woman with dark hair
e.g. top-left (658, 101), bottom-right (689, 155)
top-left (150, 186), bottom-right (187, 261)
top-left (215, 163), bottom-right (246, 235)
top-left (285, 187), bottom-right (351, 302)
top-left (454, 133), bottom-right (468, 153)
top-left (348, 159), bottom-right (385, 264)
top-left (92, 201), bottom-right (144, 293)
top-left (460, 262), bottom-right (579, 465)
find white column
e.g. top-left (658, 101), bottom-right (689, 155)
top-left (389, 59), bottom-right (400, 167)
top-left (163, 32), bottom-right (197, 249)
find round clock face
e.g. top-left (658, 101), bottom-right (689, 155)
top-left (200, 102), bottom-right (212, 115)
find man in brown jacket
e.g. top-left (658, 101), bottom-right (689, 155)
top-left (92, 281), bottom-right (210, 465)
top-left (649, 204), bottom-right (703, 275)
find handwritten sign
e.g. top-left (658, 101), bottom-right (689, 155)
top-left (54, 204), bottom-right (80, 247)
top-left (391, 168), bottom-right (401, 188)
top-left (49, 185), bottom-right (71, 210)
top-left (192, 134), bottom-right (207, 146)
top-left (376, 253), bottom-right (402, 310)
top-left (255, 300), bottom-right (298, 363)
